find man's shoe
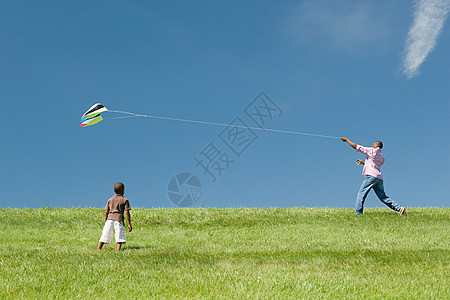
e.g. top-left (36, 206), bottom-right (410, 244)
top-left (397, 207), bottom-right (405, 216)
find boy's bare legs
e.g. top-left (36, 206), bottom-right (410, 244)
top-left (98, 242), bottom-right (124, 250)
top-left (97, 242), bottom-right (105, 250)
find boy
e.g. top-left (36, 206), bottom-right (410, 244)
top-left (341, 137), bottom-right (406, 215)
top-left (97, 182), bottom-right (132, 250)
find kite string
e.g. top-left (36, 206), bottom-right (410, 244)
top-left (108, 110), bottom-right (146, 117)
top-left (107, 109), bottom-right (340, 139)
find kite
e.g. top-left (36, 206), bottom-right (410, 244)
top-left (80, 103), bottom-right (108, 128)
top-left (79, 103), bottom-right (340, 139)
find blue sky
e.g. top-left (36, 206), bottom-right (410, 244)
top-left (1, 0), bottom-right (449, 209)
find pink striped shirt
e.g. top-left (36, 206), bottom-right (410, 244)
top-left (356, 145), bottom-right (384, 180)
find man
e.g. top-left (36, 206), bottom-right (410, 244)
top-left (341, 137), bottom-right (405, 215)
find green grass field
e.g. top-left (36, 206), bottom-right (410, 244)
top-left (1, 208), bottom-right (448, 299)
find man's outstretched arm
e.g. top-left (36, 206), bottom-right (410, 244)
top-left (341, 137), bottom-right (357, 149)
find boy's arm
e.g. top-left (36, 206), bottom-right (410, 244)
top-left (341, 137), bottom-right (357, 149)
top-left (104, 207), bottom-right (109, 223)
top-left (126, 210), bottom-right (132, 232)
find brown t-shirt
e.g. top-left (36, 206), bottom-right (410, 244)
top-left (105, 194), bottom-right (131, 223)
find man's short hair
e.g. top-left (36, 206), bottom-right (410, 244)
top-left (375, 141), bottom-right (383, 149)
top-left (114, 182), bottom-right (125, 195)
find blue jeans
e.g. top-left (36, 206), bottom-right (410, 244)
top-left (355, 175), bottom-right (401, 214)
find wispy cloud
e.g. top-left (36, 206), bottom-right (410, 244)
top-left (402, 0), bottom-right (449, 79)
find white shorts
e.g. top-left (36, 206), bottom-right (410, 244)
top-left (99, 220), bottom-right (126, 244)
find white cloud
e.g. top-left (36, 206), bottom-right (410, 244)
top-left (402, 0), bottom-right (450, 79)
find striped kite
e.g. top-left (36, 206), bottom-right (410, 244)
top-left (80, 103), bottom-right (108, 128)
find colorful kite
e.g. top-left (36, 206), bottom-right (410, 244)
top-left (80, 103), bottom-right (108, 127)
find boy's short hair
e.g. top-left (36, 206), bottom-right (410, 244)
top-left (375, 141), bottom-right (383, 149)
top-left (114, 182), bottom-right (125, 195)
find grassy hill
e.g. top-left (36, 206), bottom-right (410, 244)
top-left (1, 208), bottom-right (448, 299)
